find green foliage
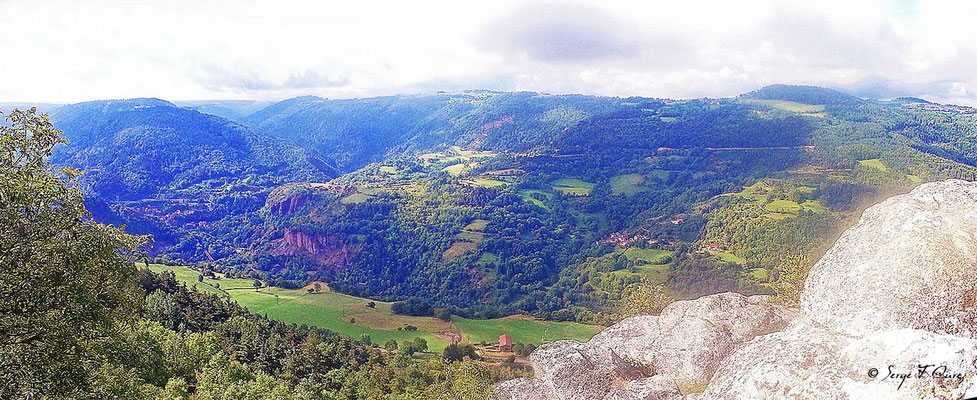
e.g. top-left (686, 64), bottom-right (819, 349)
top-left (0, 108), bottom-right (150, 399)
top-left (442, 343), bottom-right (479, 362)
top-left (423, 361), bottom-right (495, 400)
top-left (773, 254), bottom-right (809, 307)
top-left (0, 109), bottom-right (523, 398)
top-left (618, 279), bottom-right (673, 318)
top-left (45, 87), bottom-right (977, 326)
top-left (435, 308), bottom-right (453, 322)
top-left (392, 297), bottom-right (434, 317)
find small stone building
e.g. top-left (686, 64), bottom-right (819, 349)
top-left (499, 334), bottom-right (512, 352)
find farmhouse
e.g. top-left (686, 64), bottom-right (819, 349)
top-left (499, 334), bottom-right (512, 352)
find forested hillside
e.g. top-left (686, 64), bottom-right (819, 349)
top-left (48, 99), bottom-right (336, 250)
top-left (0, 110), bottom-right (513, 399)
top-left (47, 86), bottom-right (977, 324)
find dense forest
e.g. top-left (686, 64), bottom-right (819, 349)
top-left (42, 85), bottom-right (977, 325)
top-left (0, 110), bottom-right (518, 399)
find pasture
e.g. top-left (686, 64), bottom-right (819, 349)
top-left (146, 264), bottom-right (600, 352)
top-left (610, 174), bottom-right (648, 195)
top-left (622, 248), bottom-right (671, 264)
top-left (551, 178), bottom-right (595, 196)
top-left (454, 315), bottom-right (599, 346)
top-left (519, 189), bottom-right (553, 208)
top-left (858, 158), bottom-right (887, 172)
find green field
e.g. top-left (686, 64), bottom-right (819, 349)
top-left (464, 219), bottom-right (489, 231)
top-left (750, 268), bottom-right (770, 281)
top-left (610, 174), bottom-right (647, 195)
top-left (443, 220), bottom-right (488, 261)
top-left (519, 189), bottom-right (553, 208)
top-left (800, 200), bottom-right (827, 214)
top-left (714, 251), bottom-right (746, 264)
top-left (622, 248), bottom-right (671, 264)
top-left (442, 164), bottom-right (468, 176)
top-left (907, 174), bottom-right (922, 183)
top-left (744, 99), bottom-right (826, 115)
top-left (454, 316), bottom-right (599, 346)
top-left (609, 263), bottom-right (670, 284)
top-left (148, 264), bottom-right (600, 352)
top-left (858, 158), bottom-right (887, 172)
top-left (605, 248), bottom-right (672, 284)
top-left (421, 147), bottom-right (498, 177)
top-left (551, 178), bottom-right (595, 196)
top-left (730, 181), bottom-right (773, 201)
top-left (340, 193), bottom-right (371, 204)
top-left (466, 178), bottom-right (508, 188)
top-left (729, 181), bottom-right (828, 216)
top-left (477, 252), bottom-right (499, 264)
top-left (765, 199), bottom-right (802, 213)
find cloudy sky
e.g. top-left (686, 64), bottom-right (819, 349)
top-left (2, 0), bottom-right (976, 105)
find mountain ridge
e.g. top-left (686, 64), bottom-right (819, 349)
top-left (33, 84), bottom-right (977, 322)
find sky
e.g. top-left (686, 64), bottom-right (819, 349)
top-left (2, 0), bottom-right (977, 105)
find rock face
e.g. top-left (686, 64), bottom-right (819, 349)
top-left (801, 180), bottom-right (977, 338)
top-left (270, 228), bottom-right (360, 266)
top-left (495, 292), bottom-right (792, 400)
top-left (704, 180), bottom-right (977, 399)
top-left (498, 180), bottom-right (977, 400)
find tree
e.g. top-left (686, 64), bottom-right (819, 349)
top-left (773, 254), bottom-right (808, 307)
top-left (384, 339), bottom-right (398, 351)
top-left (423, 360), bottom-right (495, 400)
top-left (0, 108), bottom-right (150, 398)
top-left (144, 290), bottom-right (182, 330)
top-left (313, 282), bottom-right (321, 293)
top-left (434, 308), bottom-right (452, 322)
top-left (253, 279), bottom-right (262, 291)
top-left (618, 278), bottom-right (673, 318)
top-left (411, 337), bottom-right (428, 353)
top-left (442, 343), bottom-right (478, 362)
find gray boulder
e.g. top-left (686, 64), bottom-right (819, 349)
top-left (801, 179), bottom-right (977, 338)
top-left (495, 293), bottom-right (791, 399)
top-left (498, 180), bottom-right (977, 400)
top-left (704, 180), bottom-right (977, 399)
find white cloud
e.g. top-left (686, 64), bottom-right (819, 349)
top-left (2, 0), bottom-right (977, 105)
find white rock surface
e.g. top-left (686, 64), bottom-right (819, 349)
top-left (703, 180), bottom-right (977, 399)
top-left (495, 293), bottom-right (791, 400)
top-left (801, 180), bottom-right (977, 338)
top-left (604, 376), bottom-right (683, 400)
top-left (497, 180), bottom-right (977, 400)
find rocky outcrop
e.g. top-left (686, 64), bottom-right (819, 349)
top-left (704, 180), bottom-right (977, 399)
top-left (495, 292), bottom-right (792, 400)
top-left (265, 182), bottom-right (355, 216)
top-left (498, 180), bottom-right (977, 400)
top-left (270, 228), bottom-right (359, 266)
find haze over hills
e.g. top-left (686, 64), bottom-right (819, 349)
top-left (47, 98), bottom-right (337, 249)
top-left (30, 85), bottom-right (977, 322)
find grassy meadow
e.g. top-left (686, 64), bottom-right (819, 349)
top-left (148, 264), bottom-right (600, 352)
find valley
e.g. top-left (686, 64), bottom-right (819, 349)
top-left (7, 1), bottom-right (977, 397)
top-left (148, 264), bottom-right (600, 353)
top-left (48, 85), bottom-right (977, 327)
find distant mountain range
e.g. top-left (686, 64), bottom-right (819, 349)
top-left (23, 85), bottom-right (977, 321)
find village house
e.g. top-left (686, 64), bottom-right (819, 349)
top-left (499, 334), bottom-right (512, 352)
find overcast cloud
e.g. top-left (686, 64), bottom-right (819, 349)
top-left (2, 0), bottom-right (976, 105)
